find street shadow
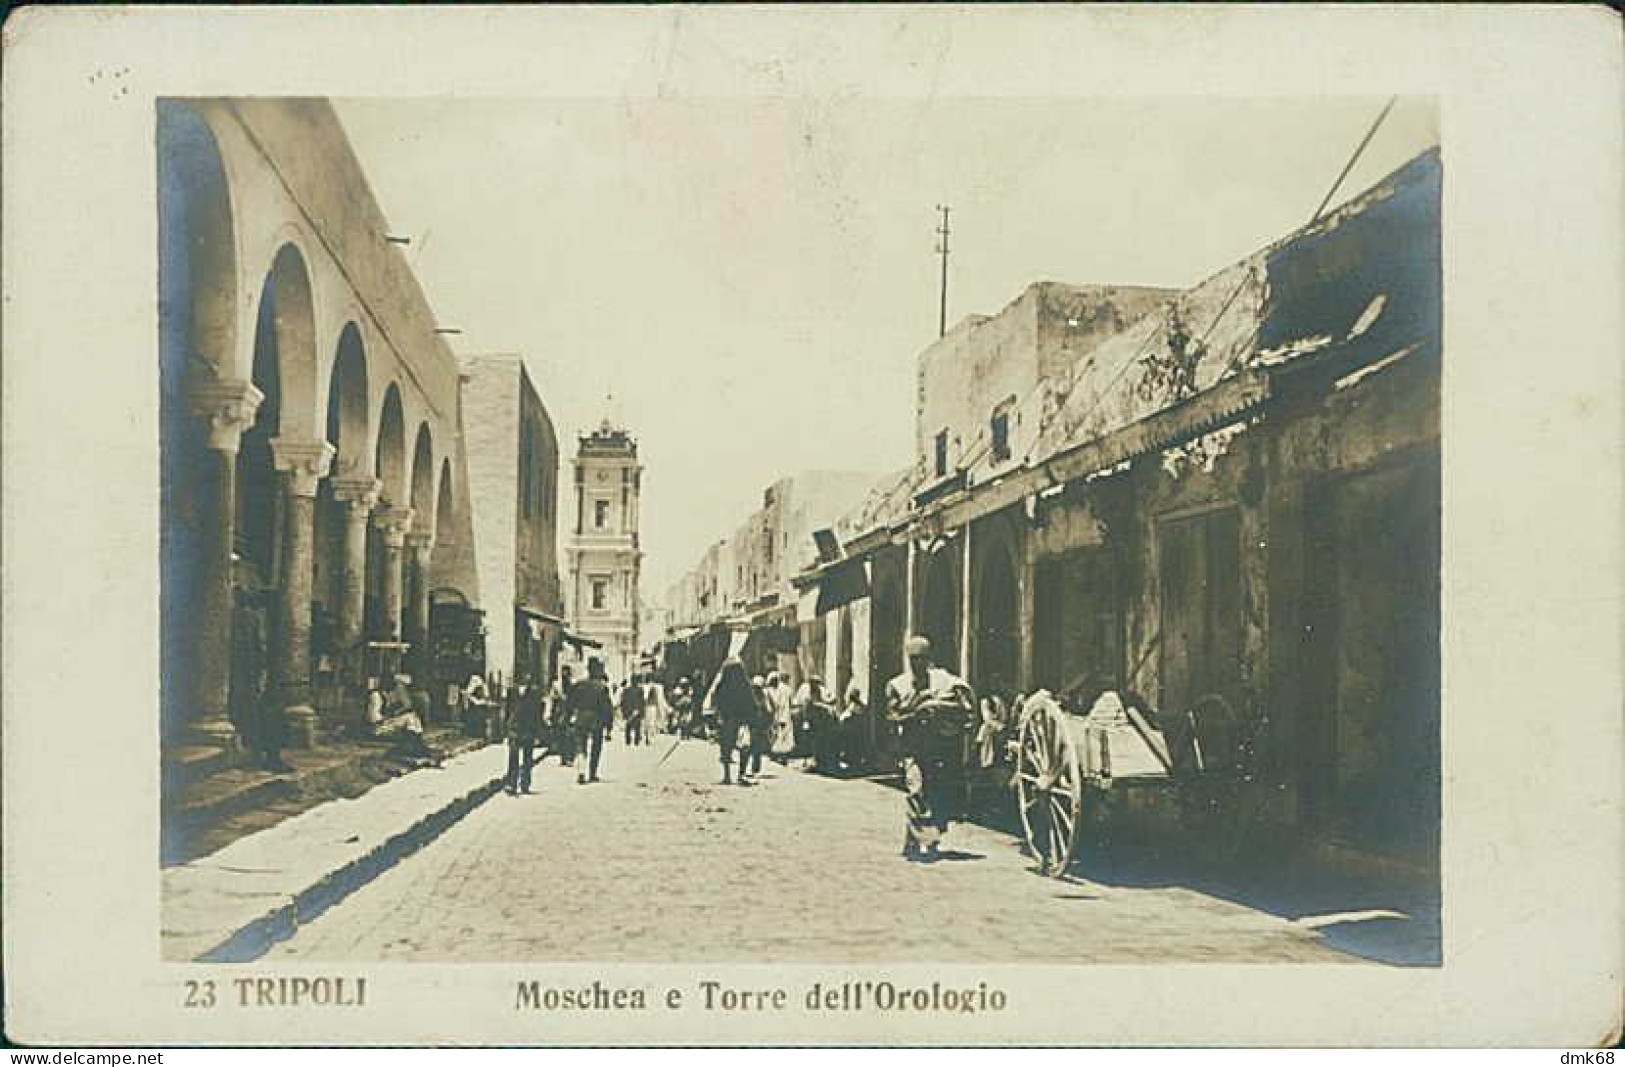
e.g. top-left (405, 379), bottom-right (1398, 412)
top-left (1072, 845), bottom-right (1441, 967)
top-left (932, 849), bottom-right (984, 862)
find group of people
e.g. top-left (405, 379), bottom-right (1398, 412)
top-left (699, 637), bottom-right (976, 865)
top-left (610, 672), bottom-right (681, 746)
top-left (497, 659), bottom-right (688, 794)
top-left (363, 673), bottom-right (445, 766)
top-left (497, 659), bottom-right (608, 793)
top-left (372, 635), bottom-right (980, 868)
top-left (702, 661), bottom-right (867, 785)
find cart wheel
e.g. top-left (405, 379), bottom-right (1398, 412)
top-left (1015, 693), bottom-right (1084, 877)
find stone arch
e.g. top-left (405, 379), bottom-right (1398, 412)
top-left (409, 422), bottom-right (435, 535)
top-left (158, 100), bottom-right (238, 381)
top-left (375, 384), bottom-right (408, 506)
top-left (324, 322), bottom-right (371, 478)
top-left (158, 99), bottom-right (240, 746)
top-left (435, 456), bottom-right (455, 545)
top-left (234, 270), bottom-right (285, 586)
top-left (251, 241), bottom-right (321, 439)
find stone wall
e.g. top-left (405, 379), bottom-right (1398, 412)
top-left (226, 99), bottom-right (461, 424)
top-left (1019, 346), bottom-right (1439, 862)
top-left (515, 364), bottom-right (561, 617)
top-left (459, 356), bottom-right (521, 678)
top-left (915, 282), bottom-right (1175, 474)
top-left (427, 377), bottom-right (482, 607)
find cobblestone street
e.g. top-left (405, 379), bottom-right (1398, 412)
top-left (270, 737), bottom-right (1350, 964)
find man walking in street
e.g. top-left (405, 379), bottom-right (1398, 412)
top-left (504, 676), bottom-right (545, 795)
top-left (643, 674), bottom-right (670, 738)
top-left (546, 664), bottom-right (576, 765)
top-left (568, 658), bottom-right (614, 784)
top-left (746, 675), bottom-right (772, 779)
top-left (620, 672), bottom-right (647, 746)
top-left (711, 658), bottom-right (756, 786)
top-left (885, 635), bottom-right (976, 863)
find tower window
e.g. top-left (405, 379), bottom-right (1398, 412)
top-left (934, 429), bottom-right (950, 478)
top-left (594, 499), bottom-right (609, 529)
top-left (590, 576), bottom-right (610, 611)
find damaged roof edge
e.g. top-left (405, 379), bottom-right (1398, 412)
top-left (794, 146), bottom-right (1442, 582)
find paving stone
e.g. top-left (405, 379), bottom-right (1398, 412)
top-left (162, 744), bottom-right (509, 961)
top-left (268, 738), bottom-right (1351, 964)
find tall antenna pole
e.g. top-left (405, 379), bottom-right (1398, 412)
top-left (935, 204), bottom-right (952, 337)
top-left (1309, 96), bottom-right (1398, 225)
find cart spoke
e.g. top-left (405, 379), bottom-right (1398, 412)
top-left (1024, 737), bottom-right (1048, 776)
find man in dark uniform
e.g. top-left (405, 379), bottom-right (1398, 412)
top-left (619, 672), bottom-right (647, 746)
top-left (504, 677), bottom-right (545, 794)
top-left (885, 635), bottom-right (975, 862)
top-left (568, 658), bottom-right (614, 784)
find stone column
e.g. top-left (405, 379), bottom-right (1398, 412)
top-left (329, 476), bottom-right (381, 652)
top-left (1017, 510), bottom-right (1038, 693)
top-left (270, 437), bottom-right (335, 748)
top-left (959, 523), bottom-right (974, 679)
top-left (185, 378), bottom-right (264, 748)
top-left (404, 530), bottom-right (435, 684)
top-left (372, 505), bottom-right (415, 645)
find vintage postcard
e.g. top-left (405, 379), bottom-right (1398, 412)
top-left (2, 4), bottom-right (1620, 1048)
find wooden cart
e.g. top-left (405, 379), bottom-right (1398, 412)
top-left (1009, 688), bottom-right (1251, 876)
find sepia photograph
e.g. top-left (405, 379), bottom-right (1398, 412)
top-left (157, 94), bottom-right (1443, 969)
top-left (3, 4), bottom-right (1620, 1049)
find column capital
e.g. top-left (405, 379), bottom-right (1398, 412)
top-left (405, 530), bottom-right (436, 559)
top-left (331, 475), bottom-right (382, 512)
top-left (373, 504), bottom-right (415, 548)
top-left (270, 438), bottom-right (336, 498)
top-left (186, 378), bottom-right (264, 454)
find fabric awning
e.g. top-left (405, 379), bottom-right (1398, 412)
top-left (814, 556), bottom-right (871, 616)
top-left (796, 587), bottom-right (821, 624)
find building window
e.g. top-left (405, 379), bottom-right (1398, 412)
top-left (590, 576), bottom-right (610, 611)
top-left (991, 403), bottom-right (1013, 463)
top-left (934, 429), bottom-right (950, 478)
top-left (594, 498), bottom-right (609, 530)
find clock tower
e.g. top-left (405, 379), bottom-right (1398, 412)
top-left (564, 413), bottom-right (643, 681)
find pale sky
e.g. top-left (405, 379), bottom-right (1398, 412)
top-left (333, 96), bottom-right (1438, 597)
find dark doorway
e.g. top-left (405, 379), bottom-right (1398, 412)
top-left (867, 543), bottom-right (908, 766)
top-left (1033, 546), bottom-right (1122, 705)
top-left (1156, 507), bottom-right (1242, 715)
top-left (973, 539), bottom-right (1021, 698)
top-left (1304, 453), bottom-right (1440, 864)
top-left (915, 540), bottom-right (962, 672)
